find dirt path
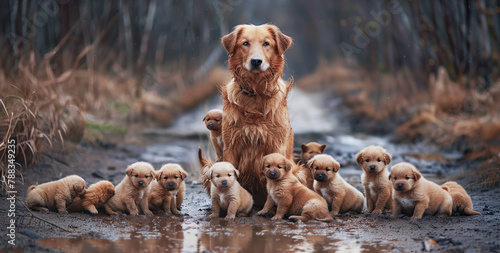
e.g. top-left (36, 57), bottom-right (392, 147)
top-left (1, 141), bottom-right (499, 253)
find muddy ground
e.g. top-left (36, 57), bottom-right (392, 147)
top-left (1, 138), bottom-right (499, 253)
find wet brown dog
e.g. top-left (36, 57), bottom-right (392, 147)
top-left (67, 180), bottom-right (115, 215)
top-left (205, 162), bottom-right (253, 219)
top-left (309, 154), bottom-right (364, 215)
top-left (27, 175), bottom-right (86, 214)
top-left (441, 181), bottom-right (481, 215)
top-left (104, 162), bottom-right (156, 215)
top-left (356, 145), bottom-right (392, 214)
top-left (257, 153), bottom-right (333, 222)
top-left (221, 24), bottom-right (294, 205)
top-left (203, 109), bottom-right (224, 161)
top-left (389, 162), bottom-right (452, 221)
top-left (149, 163), bottom-right (188, 215)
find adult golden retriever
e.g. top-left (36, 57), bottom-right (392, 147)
top-left (220, 24), bottom-right (293, 205)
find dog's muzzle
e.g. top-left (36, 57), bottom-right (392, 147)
top-left (369, 165), bottom-right (376, 172)
top-left (395, 183), bottom-right (404, 191)
top-left (250, 57), bottom-right (263, 69)
top-left (221, 180), bottom-right (228, 187)
top-left (266, 171), bottom-right (279, 180)
top-left (314, 173), bottom-right (327, 182)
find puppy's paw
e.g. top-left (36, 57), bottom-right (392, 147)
top-left (288, 216), bottom-right (299, 223)
top-left (371, 209), bottom-right (383, 215)
top-left (410, 216), bottom-right (421, 222)
top-left (209, 213), bottom-right (219, 219)
top-left (58, 210), bottom-right (69, 214)
top-left (144, 210), bottom-right (154, 216)
top-left (271, 215), bottom-right (282, 221)
top-left (224, 216), bottom-right (235, 220)
top-left (256, 211), bottom-right (267, 217)
top-left (129, 211), bottom-right (139, 216)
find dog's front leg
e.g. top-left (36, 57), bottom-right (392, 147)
top-left (273, 200), bottom-right (291, 221)
top-left (390, 199), bottom-right (402, 219)
top-left (364, 189), bottom-right (374, 213)
top-left (140, 194), bottom-right (153, 216)
top-left (225, 196), bottom-right (240, 220)
top-left (85, 204), bottom-right (99, 215)
top-left (104, 203), bottom-right (118, 215)
top-left (55, 194), bottom-right (68, 214)
top-left (162, 194), bottom-right (172, 215)
top-left (410, 200), bottom-right (428, 221)
top-left (210, 194), bottom-right (221, 218)
top-left (373, 187), bottom-right (391, 215)
top-left (257, 195), bottom-right (275, 216)
top-left (330, 190), bottom-right (346, 216)
top-left (170, 195), bottom-right (180, 215)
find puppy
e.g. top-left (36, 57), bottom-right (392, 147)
top-left (301, 142), bottom-right (326, 164)
top-left (221, 24), bottom-right (294, 205)
top-left (441, 181), bottom-right (481, 215)
top-left (205, 162), bottom-right (253, 219)
top-left (198, 147), bottom-right (216, 195)
top-left (389, 162), bottom-right (452, 221)
top-left (27, 175), bottom-right (86, 214)
top-left (356, 145), bottom-right (392, 214)
top-left (203, 109), bottom-right (224, 161)
top-left (67, 181), bottom-right (115, 215)
top-left (309, 154), bottom-right (364, 215)
top-left (149, 163), bottom-right (188, 215)
top-left (257, 153), bottom-right (333, 222)
top-left (104, 162), bottom-right (155, 216)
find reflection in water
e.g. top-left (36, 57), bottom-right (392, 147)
top-left (38, 214), bottom-right (397, 253)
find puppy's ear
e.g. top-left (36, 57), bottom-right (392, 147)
top-left (388, 172), bottom-right (392, 181)
top-left (267, 25), bottom-right (292, 55)
top-left (332, 161), bottom-right (340, 173)
top-left (150, 171), bottom-right (157, 181)
top-left (156, 171), bottom-right (163, 181)
top-left (441, 185), bottom-right (449, 192)
top-left (107, 188), bottom-right (115, 195)
top-left (412, 168), bottom-right (422, 181)
top-left (125, 167), bottom-right (134, 177)
top-left (306, 159), bottom-right (315, 170)
top-left (383, 152), bottom-right (392, 165)
top-left (234, 169), bottom-right (240, 178)
top-left (319, 144), bottom-right (326, 153)
top-left (202, 115), bottom-right (207, 122)
top-left (284, 158), bottom-right (294, 172)
top-left (203, 168), bottom-right (213, 181)
top-left (355, 152), bottom-right (364, 165)
top-left (179, 169), bottom-right (188, 180)
top-left (222, 25), bottom-right (242, 55)
top-left (301, 144), bottom-right (307, 152)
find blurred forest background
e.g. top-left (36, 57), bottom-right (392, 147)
top-left (1, 0), bottom-right (499, 177)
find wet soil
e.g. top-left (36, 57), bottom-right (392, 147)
top-left (1, 137), bottom-right (499, 253)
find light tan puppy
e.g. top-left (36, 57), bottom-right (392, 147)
top-left (258, 153), bottom-right (333, 222)
top-left (441, 181), bottom-right (481, 215)
top-left (389, 162), bottom-right (452, 221)
top-left (27, 175), bottom-right (86, 214)
top-left (356, 145), bottom-right (392, 214)
top-left (149, 163), bottom-right (188, 215)
top-left (309, 154), bottom-right (364, 215)
top-left (67, 181), bottom-right (115, 215)
top-left (203, 109), bottom-right (224, 161)
top-left (301, 142), bottom-right (326, 164)
top-left (104, 162), bottom-right (155, 216)
top-left (205, 162), bottom-right (253, 219)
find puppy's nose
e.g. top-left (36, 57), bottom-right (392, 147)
top-left (315, 174), bottom-right (326, 182)
top-left (138, 181), bottom-right (144, 186)
top-left (208, 123), bottom-right (214, 128)
top-left (396, 183), bottom-right (403, 190)
top-left (168, 183), bottom-right (175, 188)
top-left (250, 57), bottom-right (263, 68)
top-left (370, 165), bottom-right (376, 171)
top-left (221, 180), bottom-right (228, 187)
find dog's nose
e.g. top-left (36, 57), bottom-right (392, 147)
top-left (250, 57), bottom-right (263, 68)
top-left (315, 174), bottom-right (326, 182)
top-left (221, 180), bottom-right (227, 187)
top-left (396, 183), bottom-right (403, 189)
top-left (208, 123), bottom-right (213, 128)
top-left (168, 182), bottom-right (175, 188)
top-left (370, 165), bottom-right (376, 171)
top-left (138, 181), bottom-right (144, 186)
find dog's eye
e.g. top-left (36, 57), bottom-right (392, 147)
top-left (266, 165), bottom-right (270, 168)
top-left (405, 176), bottom-right (410, 180)
top-left (263, 41), bottom-right (270, 46)
top-left (164, 176), bottom-right (168, 179)
top-left (365, 159), bottom-right (370, 162)
top-left (277, 165), bottom-right (282, 169)
top-left (326, 168), bottom-right (330, 172)
top-left (394, 177), bottom-right (397, 180)
top-left (228, 174), bottom-right (232, 177)
top-left (145, 175), bottom-right (149, 178)
top-left (243, 41), bottom-right (249, 46)
top-left (216, 175), bottom-right (220, 178)
top-left (315, 167), bottom-right (319, 170)
top-left (134, 175), bottom-right (138, 177)
top-left (377, 159), bottom-right (381, 162)
top-left (174, 176), bottom-right (179, 179)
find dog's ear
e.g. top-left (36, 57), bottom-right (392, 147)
top-left (412, 168), bottom-right (422, 181)
top-left (203, 167), bottom-right (213, 181)
top-left (234, 169), bottom-right (240, 178)
top-left (156, 171), bottom-right (163, 181)
top-left (150, 171), bottom-right (157, 181)
top-left (202, 115), bottom-right (207, 122)
top-left (284, 158), bottom-right (294, 172)
top-left (319, 144), bottom-right (326, 153)
top-left (301, 144), bottom-right (307, 153)
top-left (388, 172), bottom-right (392, 181)
top-left (306, 159), bottom-right (315, 170)
top-left (383, 152), bottom-right (392, 165)
top-left (125, 167), bottom-right (134, 177)
top-left (355, 152), bottom-right (364, 165)
top-left (332, 160), bottom-right (340, 173)
top-left (179, 169), bottom-right (188, 180)
top-left (267, 24), bottom-right (292, 55)
top-left (441, 185), bottom-right (449, 191)
top-left (107, 188), bottom-right (115, 195)
top-left (222, 25), bottom-right (242, 56)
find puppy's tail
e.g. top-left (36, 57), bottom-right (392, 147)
top-left (463, 207), bottom-right (481, 216)
top-left (28, 185), bottom-right (36, 193)
top-left (316, 215), bottom-right (334, 222)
